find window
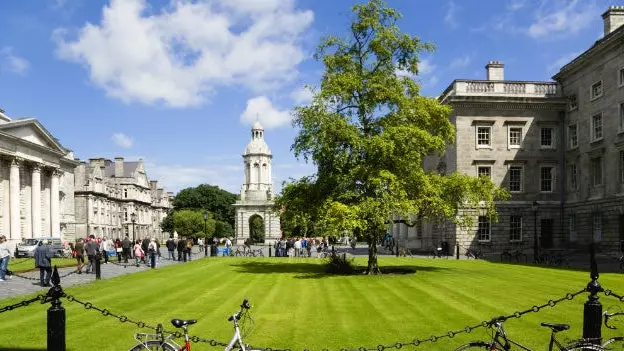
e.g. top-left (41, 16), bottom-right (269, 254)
top-left (593, 214), bottom-right (602, 243)
top-left (568, 95), bottom-right (578, 111)
top-left (621, 151), bottom-right (624, 183)
top-left (591, 81), bottom-right (603, 100)
top-left (620, 103), bottom-right (624, 131)
top-left (477, 166), bottom-right (491, 178)
top-left (568, 124), bottom-right (578, 149)
top-left (509, 215), bottom-right (522, 242)
top-left (591, 113), bottom-right (603, 141)
top-left (477, 216), bottom-right (490, 241)
top-left (619, 68), bottom-right (624, 87)
top-left (124, 189), bottom-right (128, 198)
top-left (476, 126), bottom-right (491, 148)
top-left (124, 209), bottom-right (128, 222)
top-left (568, 163), bottom-right (577, 190)
top-left (540, 166), bottom-right (554, 192)
top-left (591, 157), bottom-right (603, 186)
top-left (540, 127), bottom-right (554, 148)
top-left (569, 215), bottom-right (577, 242)
top-left (508, 166), bottom-right (523, 192)
top-left (508, 127), bottom-right (522, 148)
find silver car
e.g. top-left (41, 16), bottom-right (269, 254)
top-left (16, 237), bottom-right (64, 258)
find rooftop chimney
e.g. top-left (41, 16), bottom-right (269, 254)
top-left (485, 61), bottom-right (504, 81)
top-left (602, 6), bottom-right (624, 36)
top-left (114, 157), bottom-right (124, 178)
top-left (150, 180), bottom-right (158, 190)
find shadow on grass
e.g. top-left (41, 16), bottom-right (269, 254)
top-left (230, 261), bottom-right (448, 279)
top-left (0, 348), bottom-right (46, 351)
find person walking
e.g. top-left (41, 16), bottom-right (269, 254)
top-left (101, 236), bottom-right (113, 264)
top-left (141, 237), bottom-right (150, 264)
top-left (148, 238), bottom-right (158, 269)
top-left (74, 238), bottom-right (85, 274)
top-left (114, 238), bottom-right (122, 262)
top-left (122, 236), bottom-right (131, 263)
top-left (186, 238), bottom-right (193, 261)
top-left (0, 235), bottom-right (11, 281)
top-left (177, 237), bottom-right (186, 261)
top-left (84, 235), bottom-right (99, 274)
top-left (166, 235), bottom-right (176, 260)
top-left (34, 240), bottom-right (52, 287)
top-left (133, 240), bottom-right (144, 267)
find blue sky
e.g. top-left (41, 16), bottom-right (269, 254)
top-left (0, 0), bottom-right (613, 194)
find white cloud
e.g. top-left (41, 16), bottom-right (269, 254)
top-left (527, 0), bottom-right (598, 39)
top-left (449, 54), bottom-right (471, 69)
top-left (53, 0), bottom-right (314, 108)
top-left (444, 1), bottom-right (458, 29)
top-left (0, 47), bottom-right (29, 75)
top-left (507, 0), bottom-right (527, 11)
top-left (419, 58), bottom-right (436, 75)
top-left (547, 51), bottom-right (582, 73)
top-left (111, 133), bottom-right (134, 148)
top-left (240, 96), bottom-right (292, 129)
top-left (290, 86), bottom-right (313, 104)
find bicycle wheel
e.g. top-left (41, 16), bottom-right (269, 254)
top-left (602, 336), bottom-right (624, 350)
top-left (454, 341), bottom-right (502, 350)
top-left (128, 340), bottom-right (178, 351)
top-left (565, 344), bottom-right (605, 350)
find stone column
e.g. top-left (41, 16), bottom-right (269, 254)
top-left (50, 169), bottom-right (61, 238)
top-left (9, 158), bottom-right (21, 240)
top-left (31, 164), bottom-right (41, 237)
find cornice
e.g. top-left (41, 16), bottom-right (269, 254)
top-left (451, 101), bottom-right (565, 111)
top-left (553, 32), bottom-right (624, 81)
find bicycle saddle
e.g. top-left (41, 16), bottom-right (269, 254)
top-left (171, 319), bottom-right (197, 328)
top-left (540, 322), bottom-right (569, 332)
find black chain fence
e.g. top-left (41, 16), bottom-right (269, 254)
top-left (0, 294), bottom-right (45, 314)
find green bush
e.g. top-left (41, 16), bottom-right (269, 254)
top-left (324, 252), bottom-right (356, 275)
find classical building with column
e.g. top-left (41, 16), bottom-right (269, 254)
top-left (233, 121), bottom-right (281, 244)
top-left (0, 109), bottom-right (79, 249)
top-left (391, 6), bottom-right (624, 255)
top-left (73, 157), bottom-right (173, 242)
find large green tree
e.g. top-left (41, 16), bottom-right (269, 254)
top-left (279, 0), bottom-right (508, 274)
top-left (173, 184), bottom-right (237, 225)
top-left (173, 209), bottom-right (216, 238)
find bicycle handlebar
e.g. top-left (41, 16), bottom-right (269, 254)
top-left (228, 298), bottom-right (252, 322)
top-left (604, 311), bottom-right (624, 329)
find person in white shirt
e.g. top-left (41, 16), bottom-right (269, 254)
top-left (0, 235), bottom-right (12, 281)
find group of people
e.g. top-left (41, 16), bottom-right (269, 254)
top-left (273, 236), bottom-right (356, 258)
top-left (70, 235), bottom-right (164, 269)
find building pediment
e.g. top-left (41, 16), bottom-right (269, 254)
top-left (0, 119), bottom-right (68, 154)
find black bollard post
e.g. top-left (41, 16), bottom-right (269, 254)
top-left (582, 243), bottom-right (603, 345)
top-left (269, 246), bottom-right (272, 257)
top-left (456, 243), bottom-right (460, 260)
top-left (47, 266), bottom-right (65, 351)
top-left (150, 252), bottom-right (156, 269)
top-left (95, 252), bottom-right (101, 280)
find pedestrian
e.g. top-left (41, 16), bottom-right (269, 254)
top-left (166, 235), bottom-right (176, 260)
top-left (101, 236), bottom-right (113, 264)
top-left (34, 240), bottom-right (52, 287)
top-left (0, 235), bottom-right (11, 281)
top-left (133, 240), bottom-right (144, 267)
top-left (141, 237), bottom-right (150, 264)
top-left (122, 236), bottom-right (131, 263)
top-left (114, 238), bottom-right (122, 262)
top-left (177, 237), bottom-right (186, 261)
top-left (186, 238), bottom-right (193, 261)
top-left (74, 238), bottom-right (85, 274)
top-left (148, 238), bottom-right (158, 269)
top-left (85, 235), bottom-right (99, 274)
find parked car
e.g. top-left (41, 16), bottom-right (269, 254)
top-left (16, 237), bottom-right (64, 258)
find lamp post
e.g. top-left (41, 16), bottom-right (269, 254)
top-left (203, 211), bottom-right (208, 257)
top-left (131, 212), bottom-right (137, 242)
top-left (532, 201), bottom-right (539, 262)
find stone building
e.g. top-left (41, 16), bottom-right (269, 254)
top-left (233, 121), bottom-right (281, 244)
top-left (390, 6), bottom-right (624, 255)
top-left (0, 108), bottom-right (80, 249)
top-left (74, 157), bottom-right (173, 242)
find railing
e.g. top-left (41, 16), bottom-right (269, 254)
top-left (439, 80), bottom-right (560, 102)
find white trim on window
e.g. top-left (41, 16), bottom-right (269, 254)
top-left (477, 215), bottom-right (491, 242)
top-left (507, 126), bottom-right (523, 149)
top-left (590, 80), bottom-right (603, 101)
top-left (476, 165), bottom-right (492, 179)
top-left (507, 164), bottom-right (524, 193)
top-left (591, 112), bottom-right (604, 142)
top-left (475, 125), bottom-right (492, 149)
top-left (568, 163), bottom-right (577, 191)
top-left (619, 68), bottom-right (624, 88)
top-left (540, 127), bottom-right (556, 149)
top-left (591, 156), bottom-right (603, 187)
top-left (568, 124), bottom-right (578, 150)
top-left (568, 95), bottom-right (578, 111)
top-left (539, 165), bottom-right (555, 193)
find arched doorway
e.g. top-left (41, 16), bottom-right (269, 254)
top-left (248, 214), bottom-right (265, 243)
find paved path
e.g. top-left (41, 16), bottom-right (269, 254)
top-left (0, 248), bottom-right (205, 300)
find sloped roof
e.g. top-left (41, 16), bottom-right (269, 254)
top-left (0, 118), bottom-right (70, 154)
top-left (103, 161), bottom-right (139, 178)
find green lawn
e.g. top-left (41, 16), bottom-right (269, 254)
top-left (0, 257), bottom-right (622, 350)
top-left (8, 257), bottom-right (76, 273)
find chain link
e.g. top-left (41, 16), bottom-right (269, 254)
top-left (603, 289), bottom-right (624, 302)
top-left (0, 294), bottom-right (45, 314)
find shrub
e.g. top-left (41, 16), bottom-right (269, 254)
top-left (324, 252), bottom-right (356, 275)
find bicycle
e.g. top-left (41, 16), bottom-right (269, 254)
top-left (465, 247), bottom-right (484, 260)
top-left (601, 309), bottom-right (624, 349)
top-left (500, 247), bottom-right (527, 263)
top-left (128, 298), bottom-right (261, 351)
top-left (453, 315), bottom-right (605, 350)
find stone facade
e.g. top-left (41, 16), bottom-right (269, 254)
top-left (233, 121), bottom-right (281, 244)
top-left (74, 157), bottom-right (173, 242)
top-left (390, 6), bottom-right (624, 254)
top-left (0, 110), bottom-right (80, 251)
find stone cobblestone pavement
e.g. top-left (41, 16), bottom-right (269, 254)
top-left (0, 248), bottom-right (204, 300)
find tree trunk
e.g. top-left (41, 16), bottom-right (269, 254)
top-left (366, 232), bottom-right (381, 275)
